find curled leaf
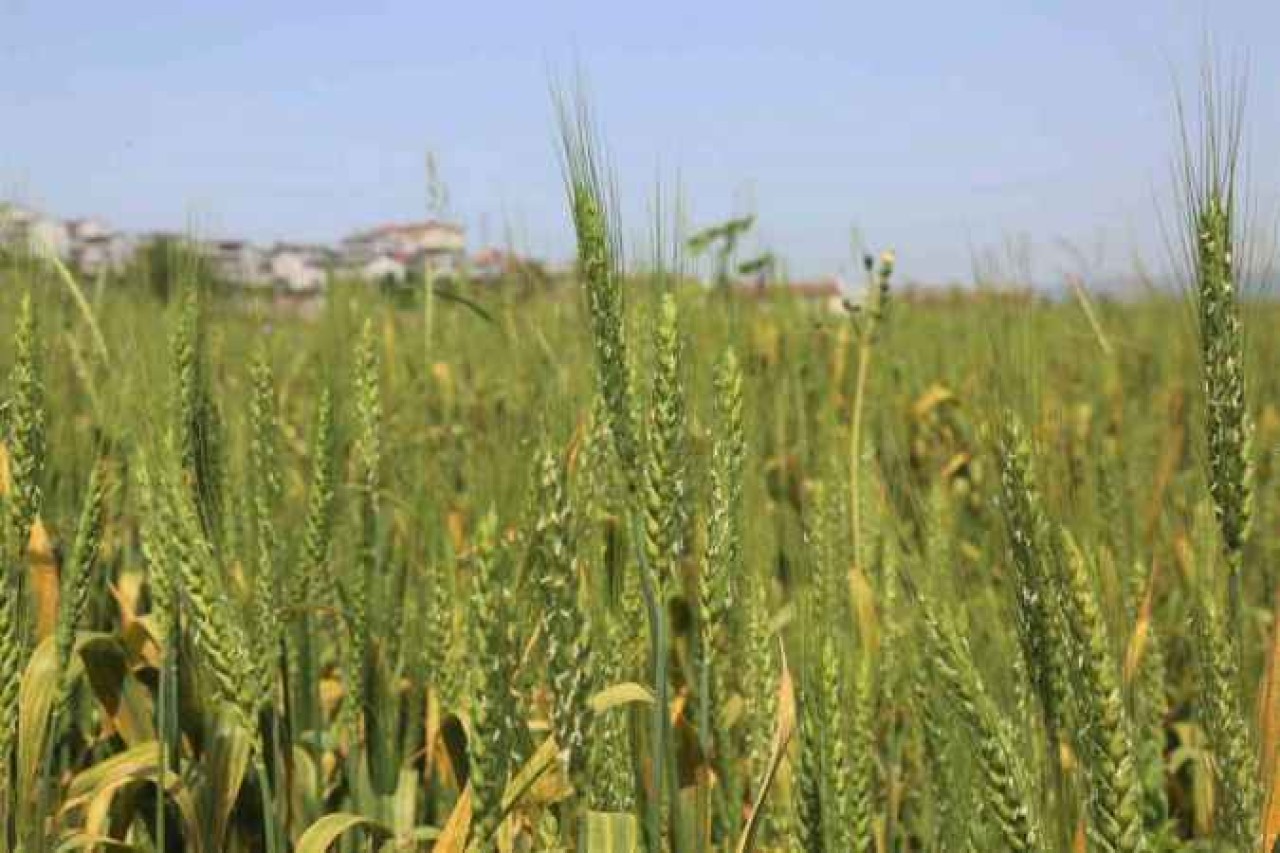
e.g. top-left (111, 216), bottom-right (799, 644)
top-left (295, 813), bottom-right (394, 853)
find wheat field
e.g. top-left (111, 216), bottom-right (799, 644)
top-left (0, 94), bottom-right (1277, 853)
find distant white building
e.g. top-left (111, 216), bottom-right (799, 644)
top-left (1, 205), bottom-right (492, 294)
top-left (66, 218), bottom-right (112, 243)
top-left (0, 203), bottom-right (71, 259)
top-left (408, 248), bottom-right (462, 281)
top-left (360, 254), bottom-right (407, 284)
top-left (268, 244), bottom-right (330, 293)
top-left (0, 203), bottom-right (40, 244)
top-left (342, 220), bottom-right (465, 277)
top-left (74, 233), bottom-right (135, 277)
top-left (61, 218), bottom-right (134, 276)
top-left (205, 239), bottom-right (268, 287)
top-left (469, 248), bottom-right (528, 283)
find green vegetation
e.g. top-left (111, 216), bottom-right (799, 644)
top-left (0, 88), bottom-right (1276, 853)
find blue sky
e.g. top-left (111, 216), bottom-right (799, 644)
top-left (2, 1), bottom-right (1278, 283)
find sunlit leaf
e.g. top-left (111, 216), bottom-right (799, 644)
top-left (295, 812), bottom-right (393, 853)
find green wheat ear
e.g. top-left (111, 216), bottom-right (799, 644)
top-left (295, 385), bottom-right (337, 611)
top-left (580, 398), bottom-right (644, 682)
top-left (1193, 588), bottom-right (1260, 850)
top-left (696, 346), bottom-right (746, 823)
top-left (1177, 78), bottom-right (1262, 852)
top-left (915, 652), bottom-right (969, 851)
top-left (791, 667), bottom-right (826, 853)
top-left (340, 319), bottom-right (381, 735)
top-left (148, 449), bottom-right (257, 732)
top-left (530, 446), bottom-right (593, 786)
top-left (997, 414), bottom-right (1073, 761)
top-left (920, 604), bottom-right (1046, 853)
top-left (582, 414), bottom-right (637, 811)
top-left (1195, 195), bottom-right (1255, 548)
top-left (6, 292), bottom-right (46, 562)
top-left (353, 320), bottom-right (383, 555)
top-left (556, 90), bottom-right (638, 484)
top-left (247, 347), bottom-right (282, 700)
top-left (814, 633), bottom-right (847, 853)
top-left (466, 510), bottom-right (511, 850)
top-left (53, 462), bottom-right (108, 704)
top-left (586, 604), bottom-right (636, 813)
top-left (1181, 92), bottom-right (1255, 628)
top-left (701, 347), bottom-right (745, 628)
top-left (1, 293), bottom-right (43, 793)
top-left (171, 280), bottom-right (223, 543)
top-left (284, 383), bottom-right (338, 738)
top-left (1, 292), bottom-right (45, 824)
top-left (642, 291), bottom-right (689, 593)
top-left (1057, 533), bottom-right (1146, 853)
top-left (134, 456), bottom-right (176, 639)
top-left (799, 480), bottom-right (874, 853)
top-left (0, 554), bottom-right (22, 818)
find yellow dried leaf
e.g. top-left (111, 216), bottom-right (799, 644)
top-left (0, 441), bottom-right (10, 495)
top-left (941, 451), bottom-right (971, 481)
top-left (1124, 561), bottom-right (1159, 685)
top-left (319, 677), bottom-right (344, 720)
top-left (433, 784), bottom-right (472, 853)
top-left (27, 516), bottom-right (60, 640)
top-left (911, 384), bottom-right (955, 419)
top-left (589, 682), bottom-right (655, 715)
top-left (447, 510), bottom-right (466, 555)
top-left (1072, 817), bottom-right (1087, 853)
top-left (423, 688), bottom-right (441, 779)
top-left (295, 813), bottom-right (392, 853)
top-left (110, 569), bottom-right (146, 631)
top-left (502, 734), bottom-right (569, 811)
top-left (1260, 586), bottom-right (1280, 853)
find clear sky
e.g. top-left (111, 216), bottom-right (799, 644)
top-left (2, 1), bottom-right (1278, 284)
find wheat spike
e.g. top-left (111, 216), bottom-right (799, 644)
top-left (643, 292), bottom-right (689, 594)
top-left (530, 447), bottom-right (593, 784)
top-left (921, 607), bottom-right (1045, 853)
top-left (4, 292), bottom-right (45, 564)
top-left (53, 462), bottom-right (107, 708)
top-left (171, 280), bottom-right (223, 543)
top-left (1058, 534), bottom-right (1147, 853)
top-left (556, 92), bottom-right (639, 485)
top-left (997, 414), bottom-right (1073, 761)
top-left (247, 347), bottom-right (282, 702)
top-left (467, 511), bottom-right (513, 849)
top-left (1194, 590), bottom-right (1261, 849)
